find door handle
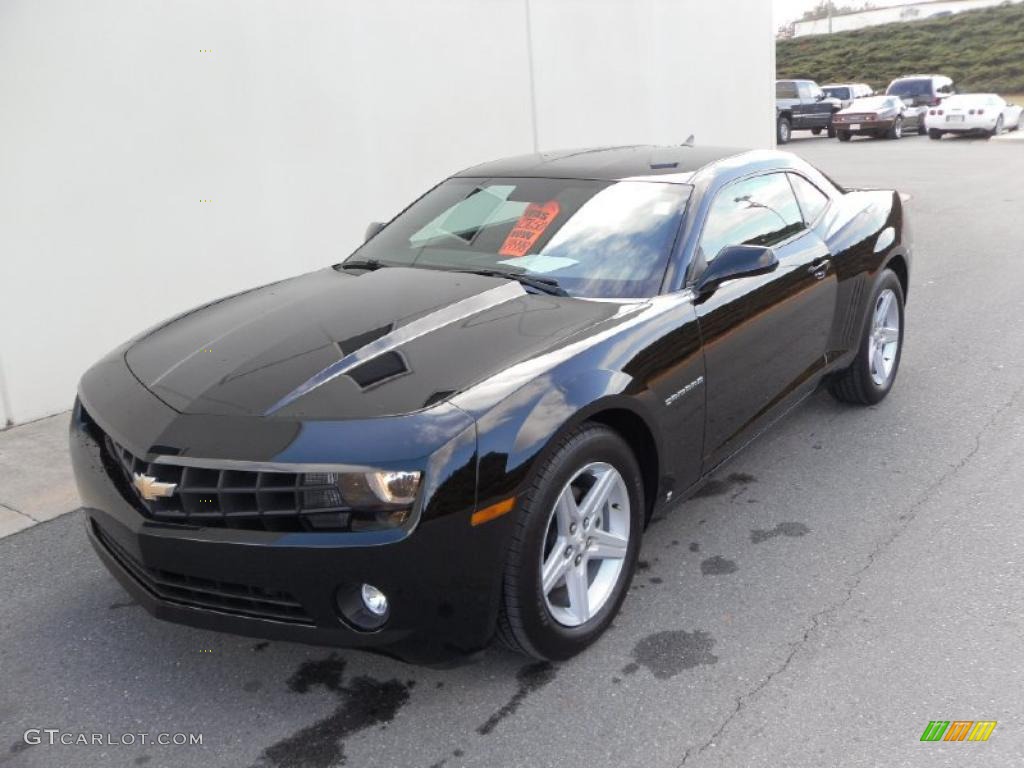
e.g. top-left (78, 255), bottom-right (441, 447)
top-left (807, 259), bottom-right (829, 280)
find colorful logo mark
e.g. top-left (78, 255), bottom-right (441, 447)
top-left (920, 721), bottom-right (997, 742)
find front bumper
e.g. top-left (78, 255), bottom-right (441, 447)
top-left (71, 387), bottom-right (508, 664)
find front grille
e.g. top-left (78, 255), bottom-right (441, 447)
top-left (93, 521), bottom-right (314, 625)
top-left (100, 432), bottom-right (353, 532)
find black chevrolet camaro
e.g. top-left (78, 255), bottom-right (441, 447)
top-left (71, 145), bottom-right (911, 663)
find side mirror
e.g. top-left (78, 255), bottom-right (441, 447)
top-left (365, 221), bottom-right (386, 242)
top-left (695, 245), bottom-right (778, 296)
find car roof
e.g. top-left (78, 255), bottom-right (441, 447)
top-left (454, 145), bottom-right (749, 183)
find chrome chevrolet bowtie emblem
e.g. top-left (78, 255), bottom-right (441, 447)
top-left (132, 472), bottom-right (177, 501)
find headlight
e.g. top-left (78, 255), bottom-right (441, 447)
top-left (300, 470), bottom-right (422, 531)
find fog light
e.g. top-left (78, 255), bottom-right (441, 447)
top-left (335, 583), bottom-right (390, 631)
top-left (361, 583), bottom-right (388, 616)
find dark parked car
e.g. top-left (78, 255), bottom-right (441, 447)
top-left (886, 74), bottom-right (955, 130)
top-left (776, 79), bottom-right (841, 143)
top-left (833, 95), bottom-right (923, 140)
top-left (886, 74), bottom-right (956, 106)
top-left (72, 145), bottom-right (911, 663)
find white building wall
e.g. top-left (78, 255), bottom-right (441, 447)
top-left (0, 0), bottom-right (773, 427)
top-left (793, 0), bottom-right (1023, 37)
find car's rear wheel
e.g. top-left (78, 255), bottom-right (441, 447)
top-left (777, 116), bottom-right (791, 144)
top-left (496, 424), bottom-right (644, 660)
top-left (887, 118), bottom-right (903, 139)
top-left (829, 269), bottom-right (905, 405)
top-left (837, 130), bottom-right (851, 142)
top-left (990, 115), bottom-right (1004, 137)
top-left (811, 127), bottom-right (822, 136)
top-left (827, 124), bottom-right (837, 138)
top-left (928, 129), bottom-right (943, 140)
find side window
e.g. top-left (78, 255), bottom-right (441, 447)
top-left (788, 174), bottom-right (830, 224)
top-left (699, 174), bottom-right (805, 263)
top-left (798, 82), bottom-right (812, 100)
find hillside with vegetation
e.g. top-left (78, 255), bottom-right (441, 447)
top-left (777, 2), bottom-right (1024, 94)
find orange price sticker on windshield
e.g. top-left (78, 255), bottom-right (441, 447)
top-left (498, 200), bottom-right (561, 258)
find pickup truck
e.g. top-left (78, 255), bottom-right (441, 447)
top-left (776, 79), bottom-right (842, 144)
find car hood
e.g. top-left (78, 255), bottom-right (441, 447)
top-left (124, 267), bottom-right (623, 421)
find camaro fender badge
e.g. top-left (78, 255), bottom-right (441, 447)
top-left (664, 375), bottom-right (705, 407)
top-left (132, 472), bottom-right (177, 501)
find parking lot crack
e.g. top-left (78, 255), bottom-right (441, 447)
top-left (678, 382), bottom-right (1024, 766)
top-left (0, 500), bottom-right (39, 524)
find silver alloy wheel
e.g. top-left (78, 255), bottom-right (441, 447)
top-left (868, 288), bottom-right (900, 386)
top-left (540, 462), bottom-right (630, 627)
top-left (779, 120), bottom-right (790, 143)
top-left (894, 119), bottom-right (902, 138)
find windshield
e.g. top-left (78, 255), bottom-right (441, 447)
top-left (346, 177), bottom-right (691, 299)
top-left (823, 87), bottom-right (850, 100)
top-left (887, 79), bottom-right (931, 98)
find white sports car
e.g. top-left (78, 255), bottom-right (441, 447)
top-left (925, 93), bottom-right (1023, 139)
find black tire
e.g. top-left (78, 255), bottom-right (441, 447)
top-left (990, 116), bottom-right (1004, 137)
top-left (811, 127), bottom-right (822, 136)
top-left (777, 116), bottom-right (791, 145)
top-left (887, 118), bottom-right (903, 139)
top-left (496, 423), bottom-right (644, 660)
top-left (829, 269), bottom-right (905, 405)
top-left (837, 130), bottom-right (851, 142)
top-left (928, 129), bottom-right (943, 140)
top-left (827, 124), bottom-right (837, 138)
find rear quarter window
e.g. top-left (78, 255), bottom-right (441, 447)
top-left (776, 82), bottom-right (799, 99)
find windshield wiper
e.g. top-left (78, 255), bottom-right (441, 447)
top-left (454, 268), bottom-right (568, 297)
top-left (338, 259), bottom-right (387, 271)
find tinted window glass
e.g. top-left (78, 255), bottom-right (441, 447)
top-left (350, 177), bottom-right (691, 299)
top-left (789, 174), bottom-right (829, 224)
top-left (887, 78), bottom-right (932, 98)
top-left (824, 87), bottom-right (851, 100)
top-left (700, 174), bottom-right (804, 263)
top-left (776, 81), bottom-right (799, 99)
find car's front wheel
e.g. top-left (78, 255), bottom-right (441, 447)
top-left (887, 118), bottom-right (903, 139)
top-left (497, 424), bottom-right (644, 660)
top-left (777, 116), bottom-right (792, 144)
top-left (829, 269), bottom-right (905, 405)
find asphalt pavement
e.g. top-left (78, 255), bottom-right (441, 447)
top-left (2, 131), bottom-right (1023, 768)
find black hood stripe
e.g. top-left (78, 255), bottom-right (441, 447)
top-left (264, 282), bottom-right (526, 416)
